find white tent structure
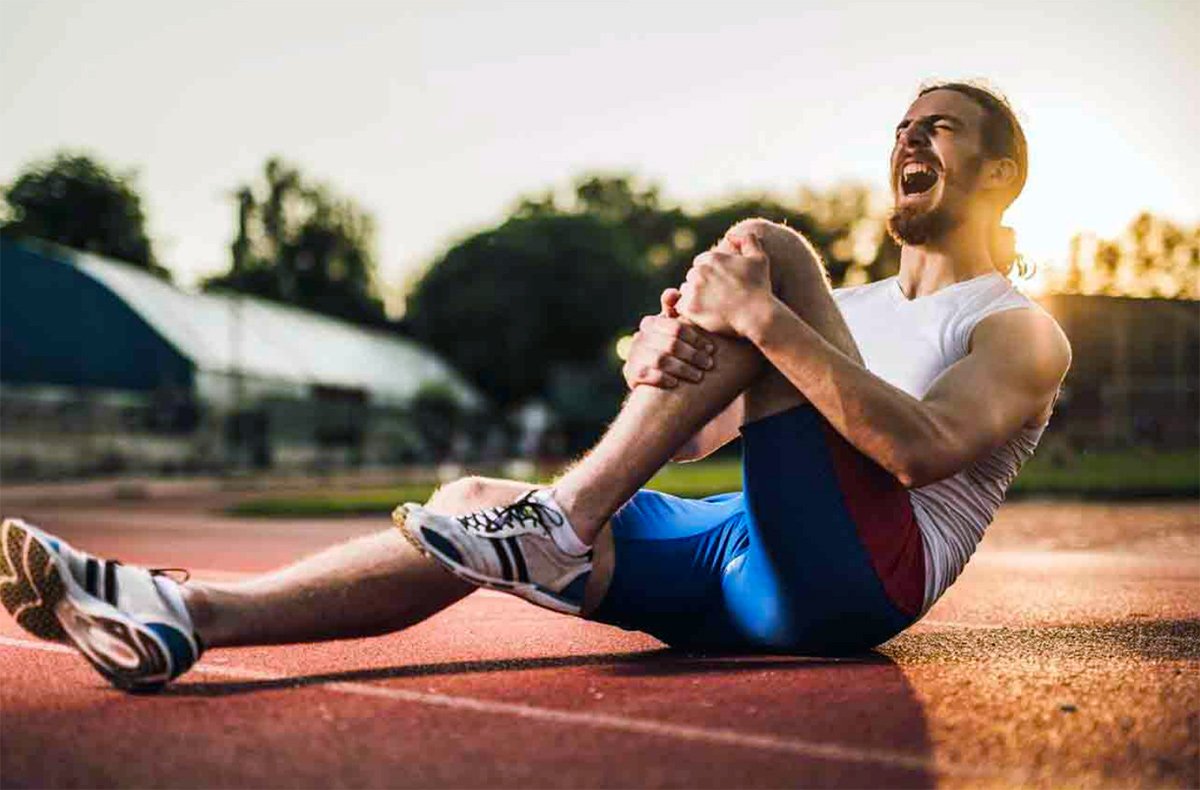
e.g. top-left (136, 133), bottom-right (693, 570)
top-left (1, 238), bottom-right (482, 476)
top-left (73, 250), bottom-right (481, 411)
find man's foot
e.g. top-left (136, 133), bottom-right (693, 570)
top-left (394, 490), bottom-right (592, 615)
top-left (0, 517), bottom-right (202, 692)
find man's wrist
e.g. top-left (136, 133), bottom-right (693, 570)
top-left (737, 294), bottom-right (787, 348)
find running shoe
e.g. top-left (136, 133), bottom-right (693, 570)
top-left (0, 517), bottom-right (202, 692)
top-left (394, 489), bottom-right (592, 615)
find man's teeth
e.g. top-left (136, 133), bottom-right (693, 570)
top-left (902, 162), bottom-right (934, 177)
top-left (900, 162), bottom-right (939, 195)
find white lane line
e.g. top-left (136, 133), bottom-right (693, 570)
top-left (0, 635), bottom-right (1011, 781)
top-left (0, 636), bottom-right (74, 654)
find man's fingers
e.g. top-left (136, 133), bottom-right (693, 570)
top-left (730, 232), bottom-right (766, 260)
top-left (714, 236), bottom-right (739, 254)
top-left (636, 367), bottom-right (679, 389)
top-left (660, 287), bottom-right (682, 317)
top-left (628, 342), bottom-right (710, 381)
top-left (657, 337), bottom-right (712, 370)
top-left (656, 354), bottom-right (706, 383)
top-left (640, 314), bottom-right (715, 353)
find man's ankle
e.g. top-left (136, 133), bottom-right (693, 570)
top-left (535, 489), bottom-right (595, 555)
top-left (179, 582), bottom-right (219, 647)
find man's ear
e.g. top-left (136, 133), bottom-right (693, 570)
top-left (984, 158), bottom-right (1019, 191)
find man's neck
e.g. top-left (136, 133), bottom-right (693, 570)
top-left (896, 218), bottom-right (997, 299)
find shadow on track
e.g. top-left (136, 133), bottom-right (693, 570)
top-left (164, 648), bottom-right (896, 697)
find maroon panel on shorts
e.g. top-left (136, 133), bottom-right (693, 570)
top-left (820, 422), bottom-right (926, 617)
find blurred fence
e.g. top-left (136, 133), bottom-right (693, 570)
top-left (1038, 294), bottom-right (1199, 449)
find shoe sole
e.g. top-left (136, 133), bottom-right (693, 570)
top-left (0, 518), bottom-right (175, 692)
top-left (392, 505), bottom-right (583, 616)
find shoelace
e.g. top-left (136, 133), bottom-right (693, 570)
top-left (150, 567), bottom-right (192, 584)
top-left (457, 491), bottom-right (564, 536)
top-left (105, 559), bottom-right (192, 584)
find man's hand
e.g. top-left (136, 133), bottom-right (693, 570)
top-left (623, 288), bottom-right (716, 389)
top-left (676, 233), bottom-right (773, 337)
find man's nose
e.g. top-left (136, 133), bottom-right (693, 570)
top-left (898, 122), bottom-right (931, 151)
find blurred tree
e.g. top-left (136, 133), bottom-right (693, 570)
top-left (405, 212), bottom-right (655, 408)
top-left (797, 183), bottom-right (900, 285)
top-left (1060, 213), bottom-right (1199, 299)
top-left (204, 157), bottom-right (387, 326)
top-left (1, 152), bottom-right (167, 278)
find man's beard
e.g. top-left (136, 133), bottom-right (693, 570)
top-left (886, 201), bottom-right (955, 246)
top-left (886, 156), bottom-right (980, 246)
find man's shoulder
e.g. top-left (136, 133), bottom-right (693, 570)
top-left (973, 306), bottom-right (1072, 382)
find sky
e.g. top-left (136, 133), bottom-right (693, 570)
top-left (2, 0), bottom-right (1197, 313)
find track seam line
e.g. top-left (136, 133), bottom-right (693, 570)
top-left (0, 635), bottom-right (1018, 781)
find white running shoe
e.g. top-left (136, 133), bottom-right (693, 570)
top-left (0, 517), bottom-right (202, 692)
top-left (394, 490), bottom-right (592, 615)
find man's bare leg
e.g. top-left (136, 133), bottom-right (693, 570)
top-left (184, 478), bottom-right (535, 648)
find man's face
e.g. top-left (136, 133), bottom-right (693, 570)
top-left (887, 89), bottom-right (988, 245)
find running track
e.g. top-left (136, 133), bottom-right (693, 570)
top-left (1, 489), bottom-right (1196, 788)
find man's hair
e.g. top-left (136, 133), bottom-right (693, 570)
top-left (918, 80), bottom-right (1028, 210)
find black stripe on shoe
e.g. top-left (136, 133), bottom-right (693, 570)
top-left (491, 540), bottom-right (514, 581)
top-left (85, 558), bottom-right (99, 596)
top-left (103, 560), bottom-right (120, 605)
top-left (506, 537), bottom-right (529, 583)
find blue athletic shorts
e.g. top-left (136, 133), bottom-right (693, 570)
top-left (589, 406), bottom-right (926, 654)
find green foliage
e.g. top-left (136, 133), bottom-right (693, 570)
top-left (1, 152), bottom-right (166, 277)
top-left (203, 158), bottom-right (386, 327)
top-left (405, 210), bottom-right (656, 406)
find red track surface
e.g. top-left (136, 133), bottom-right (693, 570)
top-left (1, 493), bottom-right (1197, 788)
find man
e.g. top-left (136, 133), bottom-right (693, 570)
top-left (2, 81), bottom-right (1070, 691)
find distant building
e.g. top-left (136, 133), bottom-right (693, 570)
top-left (0, 237), bottom-right (483, 478)
top-left (1038, 294), bottom-right (1198, 449)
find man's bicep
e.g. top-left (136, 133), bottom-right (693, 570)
top-left (921, 310), bottom-right (1070, 460)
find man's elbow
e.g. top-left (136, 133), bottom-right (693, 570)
top-left (892, 442), bottom-right (967, 489)
top-left (893, 462), bottom-right (942, 489)
top-left (671, 438), bottom-right (706, 463)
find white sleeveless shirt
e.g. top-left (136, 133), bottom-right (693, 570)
top-left (832, 272), bottom-right (1050, 613)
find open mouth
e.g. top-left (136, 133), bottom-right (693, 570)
top-left (900, 162), bottom-right (939, 196)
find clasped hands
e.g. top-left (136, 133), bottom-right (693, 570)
top-left (622, 232), bottom-right (772, 390)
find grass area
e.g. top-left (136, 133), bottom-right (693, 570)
top-left (228, 450), bottom-right (1197, 518)
top-left (1009, 448), bottom-right (1199, 498)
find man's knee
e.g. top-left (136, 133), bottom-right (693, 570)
top-left (725, 218), bottom-right (828, 292)
top-left (427, 476), bottom-right (491, 511)
top-left (425, 475), bottom-right (534, 516)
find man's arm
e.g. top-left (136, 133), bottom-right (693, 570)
top-left (740, 296), bottom-right (1071, 487)
top-left (671, 396), bottom-right (744, 462)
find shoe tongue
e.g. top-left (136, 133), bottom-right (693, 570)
top-left (151, 574), bottom-right (195, 633)
top-left (526, 489), bottom-right (589, 555)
